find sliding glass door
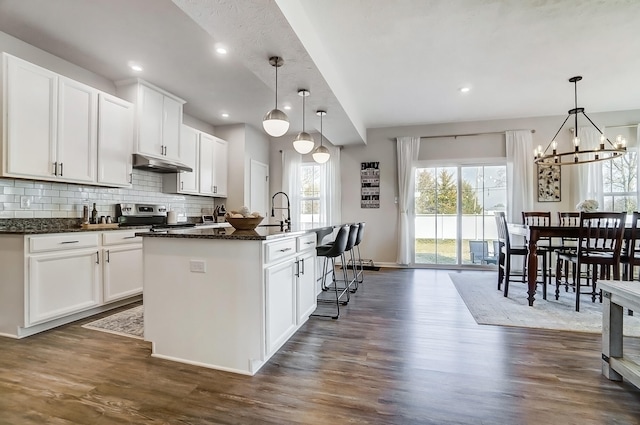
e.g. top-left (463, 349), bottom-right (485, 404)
top-left (414, 164), bottom-right (506, 266)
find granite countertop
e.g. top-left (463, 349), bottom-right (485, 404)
top-left (136, 225), bottom-right (307, 241)
top-left (0, 218), bottom-right (153, 235)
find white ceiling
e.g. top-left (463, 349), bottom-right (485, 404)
top-left (1, 0), bottom-right (639, 147)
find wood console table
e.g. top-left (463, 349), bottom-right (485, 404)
top-left (599, 280), bottom-right (640, 389)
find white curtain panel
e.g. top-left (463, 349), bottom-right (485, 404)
top-left (396, 136), bottom-right (420, 265)
top-left (281, 150), bottom-right (301, 224)
top-left (576, 126), bottom-right (604, 209)
top-left (506, 130), bottom-right (534, 223)
top-left (320, 145), bottom-right (341, 225)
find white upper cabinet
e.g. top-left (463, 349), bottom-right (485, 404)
top-left (57, 77), bottom-right (98, 183)
top-left (1, 53), bottom-right (133, 187)
top-left (4, 54), bottom-right (58, 179)
top-left (97, 93), bottom-right (134, 187)
top-left (212, 136), bottom-right (228, 197)
top-left (179, 125), bottom-right (199, 193)
top-left (117, 79), bottom-right (185, 163)
top-left (198, 133), bottom-right (228, 197)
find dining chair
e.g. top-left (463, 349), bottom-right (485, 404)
top-left (555, 212), bottom-right (626, 311)
top-left (522, 212), bottom-right (553, 288)
top-left (555, 212), bottom-right (581, 292)
top-left (495, 212), bottom-right (529, 297)
top-left (621, 211), bottom-right (640, 281)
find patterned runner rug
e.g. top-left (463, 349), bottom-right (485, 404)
top-left (450, 272), bottom-right (640, 336)
top-left (82, 305), bottom-right (144, 339)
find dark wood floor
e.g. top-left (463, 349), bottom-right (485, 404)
top-left (2, 269), bottom-right (640, 424)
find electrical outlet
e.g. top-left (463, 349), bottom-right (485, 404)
top-left (189, 260), bottom-right (206, 273)
top-left (20, 196), bottom-right (31, 209)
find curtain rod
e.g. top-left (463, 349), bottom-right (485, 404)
top-left (418, 129), bottom-right (535, 140)
top-left (605, 124), bottom-right (638, 129)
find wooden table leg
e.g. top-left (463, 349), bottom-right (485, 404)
top-left (527, 229), bottom-right (539, 306)
top-left (602, 290), bottom-right (623, 381)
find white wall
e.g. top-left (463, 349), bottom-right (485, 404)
top-left (215, 124), bottom-right (270, 212)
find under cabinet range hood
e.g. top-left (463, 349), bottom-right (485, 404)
top-left (132, 153), bottom-right (193, 173)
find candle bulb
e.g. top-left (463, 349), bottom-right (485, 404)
top-left (552, 140), bottom-right (557, 154)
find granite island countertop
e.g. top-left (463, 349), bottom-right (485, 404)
top-left (136, 225), bottom-right (307, 241)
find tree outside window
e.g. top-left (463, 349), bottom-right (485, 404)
top-left (603, 151), bottom-right (638, 213)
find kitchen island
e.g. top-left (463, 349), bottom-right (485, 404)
top-left (138, 225), bottom-right (319, 375)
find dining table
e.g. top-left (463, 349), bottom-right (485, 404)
top-left (508, 223), bottom-right (633, 307)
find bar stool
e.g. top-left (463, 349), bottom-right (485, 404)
top-left (321, 223), bottom-right (360, 293)
top-left (352, 222), bottom-right (365, 287)
top-left (312, 225), bottom-right (350, 319)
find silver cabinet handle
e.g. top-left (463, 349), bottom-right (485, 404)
top-left (129, 173), bottom-right (133, 184)
top-left (53, 161), bottom-right (58, 176)
top-left (305, 241), bottom-right (314, 245)
top-left (295, 259), bottom-right (300, 277)
top-left (59, 162), bottom-right (63, 176)
top-left (106, 250), bottom-right (110, 263)
top-left (96, 251), bottom-right (100, 264)
top-left (279, 247), bottom-right (292, 252)
top-left (60, 240), bottom-right (79, 244)
top-left (123, 236), bottom-right (137, 239)
top-left (301, 258), bottom-right (305, 275)
top-left (180, 181), bottom-right (184, 190)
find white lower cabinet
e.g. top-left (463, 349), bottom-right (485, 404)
top-left (103, 244), bottom-right (143, 302)
top-left (28, 248), bottom-right (101, 325)
top-left (264, 258), bottom-right (297, 355)
top-left (264, 233), bottom-right (317, 355)
top-left (296, 249), bottom-right (317, 325)
top-left (0, 230), bottom-right (143, 338)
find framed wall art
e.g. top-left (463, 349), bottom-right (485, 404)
top-left (361, 162), bottom-right (380, 208)
top-left (537, 164), bottom-right (561, 202)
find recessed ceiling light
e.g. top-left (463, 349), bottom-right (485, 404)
top-left (130, 64), bottom-right (143, 72)
top-left (459, 86), bottom-right (471, 93)
top-left (216, 47), bottom-right (227, 55)
top-left (284, 105), bottom-right (292, 110)
top-left (221, 113), bottom-right (229, 118)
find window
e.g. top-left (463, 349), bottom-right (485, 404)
top-left (300, 163), bottom-right (322, 226)
top-left (602, 128), bottom-right (639, 213)
top-left (602, 151), bottom-right (637, 212)
top-left (414, 164), bottom-right (506, 265)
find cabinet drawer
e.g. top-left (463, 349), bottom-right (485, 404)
top-left (102, 230), bottom-right (143, 245)
top-left (265, 238), bottom-right (297, 264)
top-left (297, 233), bottom-right (316, 252)
top-left (29, 233), bottom-right (98, 253)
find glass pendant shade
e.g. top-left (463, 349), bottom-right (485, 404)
top-left (312, 145), bottom-right (330, 163)
top-left (262, 56), bottom-right (289, 137)
top-left (293, 89), bottom-right (314, 154)
top-left (313, 109), bottom-right (330, 164)
top-left (262, 108), bottom-right (289, 137)
top-left (293, 131), bottom-right (315, 154)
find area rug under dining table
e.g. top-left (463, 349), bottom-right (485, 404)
top-left (449, 272), bottom-right (640, 336)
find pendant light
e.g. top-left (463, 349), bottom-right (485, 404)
top-left (534, 76), bottom-right (626, 165)
top-left (313, 110), bottom-right (330, 164)
top-left (292, 89), bottom-right (315, 154)
top-left (262, 56), bottom-right (289, 137)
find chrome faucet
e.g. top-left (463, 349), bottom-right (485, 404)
top-left (271, 191), bottom-right (291, 231)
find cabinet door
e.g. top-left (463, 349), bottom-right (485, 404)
top-left (103, 244), bottom-right (143, 302)
top-left (4, 55), bottom-right (57, 178)
top-left (28, 249), bottom-right (101, 325)
top-left (162, 96), bottom-right (182, 161)
top-left (212, 136), bottom-right (228, 197)
top-left (264, 259), bottom-right (297, 355)
top-left (296, 250), bottom-right (317, 324)
top-left (199, 133), bottom-right (215, 196)
top-left (97, 93), bottom-right (134, 187)
top-left (57, 77), bottom-right (97, 183)
top-left (137, 84), bottom-right (164, 157)
top-left (179, 126), bottom-right (199, 194)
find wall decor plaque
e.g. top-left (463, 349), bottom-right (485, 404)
top-left (361, 162), bottom-right (380, 208)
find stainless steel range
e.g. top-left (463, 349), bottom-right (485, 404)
top-left (115, 203), bottom-right (195, 229)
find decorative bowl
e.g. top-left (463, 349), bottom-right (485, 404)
top-left (225, 214), bottom-right (264, 230)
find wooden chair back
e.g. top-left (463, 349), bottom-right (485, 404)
top-left (522, 211), bottom-right (551, 226)
top-left (577, 212), bottom-right (626, 262)
top-left (558, 211), bottom-right (580, 227)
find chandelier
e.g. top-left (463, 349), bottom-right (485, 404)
top-left (533, 76), bottom-right (626, 165)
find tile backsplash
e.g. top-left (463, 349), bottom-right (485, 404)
top-left (0, 169), bottom-right (217, 219)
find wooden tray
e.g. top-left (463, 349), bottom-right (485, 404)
top-left (81, 223), bottom-right (120, 230)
